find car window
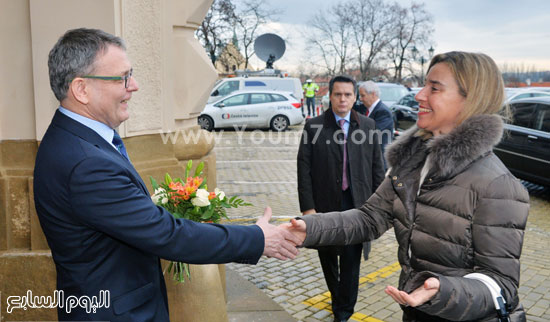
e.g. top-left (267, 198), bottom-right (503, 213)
top-left (511, 102), bottom-right (537, 127)
top-left (244, 81), bottom-right (267, 87)
top-left (250, 93), bottom-right (271, 104)
top-left (380, 87), bottom-right (408, 102)
top-left (270, 94), bottom-right (288, 102)
top-left (513, 93), bottom-right (530, 100)
top-left (401, 94), bottom-right (418, 108)
top-left (535, 103), bottom-right (550, 132)
top-left (217, 81), bottom-right (240, 96)
top-left (220, 94), bottom-right (247, 107)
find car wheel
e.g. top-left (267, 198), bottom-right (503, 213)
top-left (198, 115), bottom-right (214, 131)
top-left (270, 115), bottom-right (289, 132)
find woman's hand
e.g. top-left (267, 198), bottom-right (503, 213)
top-left (385, 277), bottom-right (440, 307)
top-left (279, 218), bottom-right (306, 246)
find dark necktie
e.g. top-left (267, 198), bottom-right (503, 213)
top-left (112, 130), bottom-right (129, 160)
top-left (365, 108), bottom-right (370, 117)
top-left (338, 119), bottom-right (349, 191)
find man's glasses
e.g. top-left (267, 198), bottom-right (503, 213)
top-left (81, 69), bottom-right (133, 88)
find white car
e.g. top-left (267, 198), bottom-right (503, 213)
top-left (198, 90), bottom-right (304, 131)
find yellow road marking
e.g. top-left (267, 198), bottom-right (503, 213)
top-left (302, 261), bottom-right (401, 322)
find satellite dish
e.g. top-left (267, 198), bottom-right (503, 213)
top-left (254, 33), bottom-right (286, 69)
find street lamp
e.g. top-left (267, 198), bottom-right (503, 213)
top-left (411, 45), bottom-right (435, 84)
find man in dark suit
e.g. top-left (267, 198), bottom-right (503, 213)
top-left (358, 81), bottom-right (394, 162)
top-left (297, 76), bottom-right (384, 322)
top-left (34, 28), bottom-right (299, 321)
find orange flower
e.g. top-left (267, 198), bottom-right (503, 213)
top-left (184, 185), bottom-right (196, 195)
top-left (193, 177), bottom-right (203, 187)
top-left (208, 191), bottom-right (216, 200)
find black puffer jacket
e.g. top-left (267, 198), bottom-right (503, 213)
top-left (302, 114), bottom-right (529, 321)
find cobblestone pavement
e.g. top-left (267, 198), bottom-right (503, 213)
top-left (214, 125), bottom-right (550, 322)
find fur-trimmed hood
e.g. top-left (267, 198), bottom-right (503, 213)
top-left (385, 114), bottom-right (504, 179)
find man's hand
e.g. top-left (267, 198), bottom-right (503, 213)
top-left (302, 209), bottom-right (316, 215)
top-left (256, 207), bottom-right (301, 260)
top-left (279, 218), bottom-right (306, 246)
top-left (384, 277), bottom-right (440, 307)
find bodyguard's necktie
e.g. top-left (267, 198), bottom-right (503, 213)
top-left (112, 130), bottom-right (129, 160)
top-left (338, 119), bottom-right (349, 191)
top-left (365, 108), bottom-right (370, 117)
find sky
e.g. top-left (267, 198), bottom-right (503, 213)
top-left (235, 0), bottom-right (550, 74)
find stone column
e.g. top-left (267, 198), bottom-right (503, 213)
top-left (0, 0), bottom-right (222, 320)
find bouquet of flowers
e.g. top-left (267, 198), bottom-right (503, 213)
top-left (150, 160), bottom-right (251, 283)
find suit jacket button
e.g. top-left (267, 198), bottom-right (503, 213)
top-left (397, 183), bottom-right (403, 187)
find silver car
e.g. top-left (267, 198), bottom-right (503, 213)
top-left (198, 90), bottom-right (304, 132)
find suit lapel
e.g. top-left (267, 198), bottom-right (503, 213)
top-left (52, 111), bottom-right (149, 194)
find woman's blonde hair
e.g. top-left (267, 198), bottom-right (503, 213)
top-left (427, 51), bottom-right (509, 124)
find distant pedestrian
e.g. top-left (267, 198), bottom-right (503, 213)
top-left (303, 79), bottom-right (320, 117)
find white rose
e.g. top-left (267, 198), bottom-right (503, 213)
top-left (161, 197), bottom-right (168, 204)
top-left (191, 189), bottom-right (211, 207)
top-left (151, 188), bottom-right (166, 204)
top-left (215, 188), bottom-right (225, 201)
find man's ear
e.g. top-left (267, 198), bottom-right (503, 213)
top-left (70, 78), bottom-right (90, 105)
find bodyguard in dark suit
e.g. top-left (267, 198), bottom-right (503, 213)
top-left (358, 81), bottom-right (394, 158)
top-left (34, 28), bottom-right (299, 321)
top-left (297, 76), bottom-right (384, 321)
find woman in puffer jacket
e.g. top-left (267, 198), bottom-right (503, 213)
top-left (287, 51), bottom-right (529, 321)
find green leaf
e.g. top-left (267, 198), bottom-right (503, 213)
top-left (194, 161), bottom-right (204, 177)
top-left (185, 160), bottom-right (192, 179)
top-left (164, 173), bottom-right (173, 185)
top-left (150, 176), bottom-right (159, 190)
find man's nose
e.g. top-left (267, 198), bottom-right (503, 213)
top-left (127, 76), bottom-right (139, 91)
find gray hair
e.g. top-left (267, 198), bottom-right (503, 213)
top-left (48, 28), bottom-right (126, 101)
top-left (359, 81), bottom-right (380, 98)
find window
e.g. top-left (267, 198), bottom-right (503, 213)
top-left (250, 93), bottom-right (270, 104)
top-left (270, 94), bottom-right (288, 102)
top-left (217, 81), bottom-right (239, 96)
top-left (535, 104), bottom-right (550, 132)
top-left (244, 81), bottom-right (267, 87)
top-left (219, 94), bottom-right (247, 107)
top-left (510, 103), bottom-right (537, 128)
top-left (400, 94), bottom-right (418, 108)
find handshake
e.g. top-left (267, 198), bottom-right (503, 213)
top-left (255, 207), bottom-right (307, 260)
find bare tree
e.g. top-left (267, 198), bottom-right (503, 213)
top-left (351, 0), bottom-right (393, 80)
top-left (307, 2), bottom-right (353, 75)
top-left (233, 0), bottom-right (280, 69)
top-left (195, 0), bottom-right (236, 64)
top-left (385, 2), bottom-right (434, 82)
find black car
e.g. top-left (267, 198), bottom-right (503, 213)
top-left (494, 97), bottom-right (550, 186)
top-left (389, 90), bottom-right (419, 135)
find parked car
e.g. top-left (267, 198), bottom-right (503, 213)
top-left (198, 90), bottom-right (304, 132)
top-left (494, 97), bottom-right (550, 186)
top-left (378, 83), bottom-right (410, 107)
top-left (208, 76), bottom-right (303, 103)
top-left (389, 90), bottom-right (420, 135)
